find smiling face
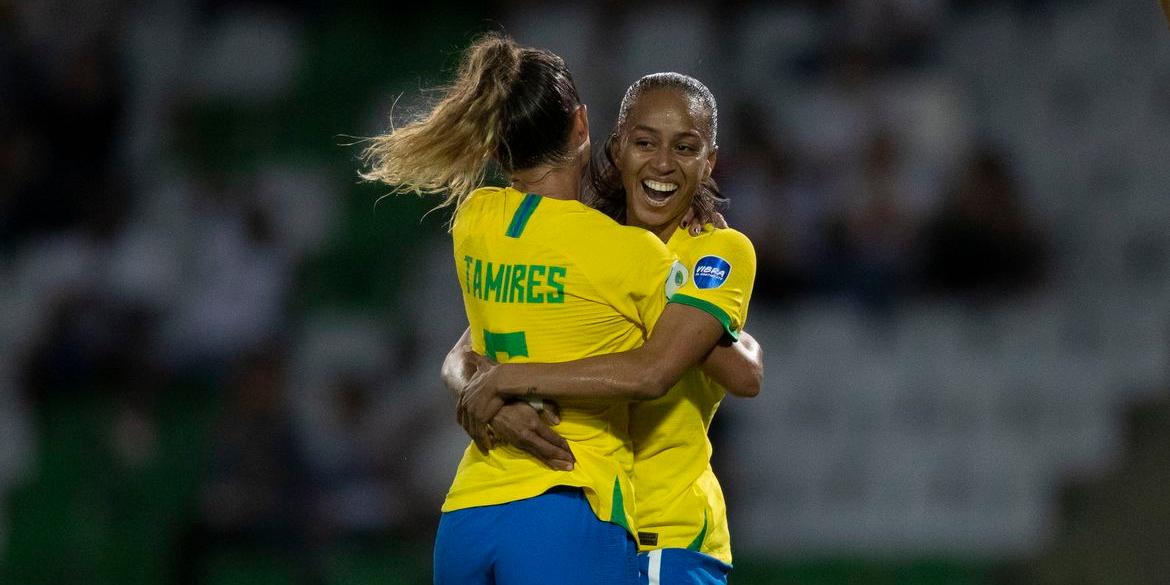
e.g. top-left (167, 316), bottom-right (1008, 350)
top-left (614, 87), bottom-right (717, 241)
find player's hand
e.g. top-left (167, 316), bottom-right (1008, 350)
top-left (488, 401), bottom-right (575, 471)
top-left (454, 350), bottom-right (497, 453)
top-left (458, 403), bottom-right (495, 455)
top-left (680, 208), bottom-right (727, 236)
top-left (457, 353), bottom-right (508, 446)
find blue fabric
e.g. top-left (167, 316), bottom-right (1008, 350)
top-left (434, 487), bottom-right (638, 585)
top-left (637, 548), bottom-right (732, 585)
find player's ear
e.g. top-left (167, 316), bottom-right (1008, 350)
top-left (572, 104), bottom-right (589, 145)
top-left (703, 146), bottom-right (718, 182)
top-left (609, 132), bottom-right (625, 170)
top-left (570, 104), bottom-right (590, 162)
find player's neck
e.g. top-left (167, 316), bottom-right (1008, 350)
top-left (510, 165), bottom-right (581, 202)
top-left (626, 215), bottom-right (677, 244)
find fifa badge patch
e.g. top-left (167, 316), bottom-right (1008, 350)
top-left (665, 260), bottom-right (688, 298)
top-left (693, 255), bottom-right (730, 289)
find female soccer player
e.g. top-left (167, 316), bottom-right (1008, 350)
top-left (451, 73), bottom-right (759, 585)
top-left (364, 36), bottom-right (744, 585)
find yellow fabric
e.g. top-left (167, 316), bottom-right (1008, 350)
top-left (630, 224), bottom-right (757, 564)
top-left (443, 186), bottom-right (675, 537)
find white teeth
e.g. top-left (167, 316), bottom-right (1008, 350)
top-left (643, 179), bottom-right (678, 192)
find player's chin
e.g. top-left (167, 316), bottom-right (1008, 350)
top-left (630, 204), bottom-right (676, 231)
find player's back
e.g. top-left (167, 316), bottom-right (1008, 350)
top-left (445, 186), bottom-right (674, 535)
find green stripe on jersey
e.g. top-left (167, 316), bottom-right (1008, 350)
top-left (670, 294), bottom-right (739, 341)
top-left (609, 477), bottom-right (630, 533)
top-left (686, 510), bottom-right (709, 551)
top-left (505, 193), bottom-right (541, 238)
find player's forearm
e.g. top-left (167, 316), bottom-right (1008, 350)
top-left (493, 303), bottom-right (726, 402)
top-left (440, 327), bottom-right (474, 396)
top-left (701, 330), bottom-right (762, 397)
top-left (492, 350), bottom-right (672, 402)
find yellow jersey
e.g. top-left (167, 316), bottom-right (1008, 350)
top-left (631, 224), bottom-right (757, 564)
top-left (444, 186), bottom-right (676, 536)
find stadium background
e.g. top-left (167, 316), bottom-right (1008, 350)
top-left (2, 0), bottom-right (1168, 583)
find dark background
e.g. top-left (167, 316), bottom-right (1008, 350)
top-left (1, 1), bottom-right (1168, 583)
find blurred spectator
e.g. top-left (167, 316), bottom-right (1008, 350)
top-left (0, 25), bottom-right (127, 254)
top-left (23, 295), bottom-right (163, 404)
top-left (720, 101), bottom-right (818, 303)
top-left (175, 349), bottom-right (314, 583)
top-left (163, 173), bottom-right (294, 369)
top-left (817, 130), bottom-right (916, 310)
top-left (306, 374), bottom-right (399, 539)
top-left (202, 349), bottom-right (308, 543)
top-left (288, 316), bottom-right (444, 545)
top-left (918, 146), bottom-right (1047, 298)
top-left (836, 0), bottom-right (946, 69)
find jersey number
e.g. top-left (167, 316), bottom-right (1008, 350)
top-left (484, 329), bottom-right (528, 360)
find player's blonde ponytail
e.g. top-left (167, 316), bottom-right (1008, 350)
top-left (361, 33), bottom-right (521, 212)
top-left (361, 33), bottom-right (582, 217)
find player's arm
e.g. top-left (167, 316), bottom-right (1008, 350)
top-left (441, 327), bottom-right (574, 470)
top-left (678, 219), bottom-right (759, 396)
top-left (700, 330), bottom-right (762, 398)
top-left (461, 233), bottom-right (758, 423)
top-left (458, 302), bottom-right (725, 425)
top-left (440, 327), bottom-right (476, 399)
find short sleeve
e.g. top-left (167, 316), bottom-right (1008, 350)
top-left (574, 221), bottom-right (677, 340)
top-left (621, 245), bottom-right (675, 337)
top-left (669, 229), bottom-right (757, 341)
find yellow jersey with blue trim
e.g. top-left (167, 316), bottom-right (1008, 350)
top-left (444, 186), bottom-right (676, 536)
top-left (630, 223), bottom-right (757, 564)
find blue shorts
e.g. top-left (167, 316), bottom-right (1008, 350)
top-left (433, 487), bottom-right (638, 585)
top-left (638, 548), bottom-right (732, 585)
